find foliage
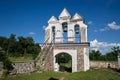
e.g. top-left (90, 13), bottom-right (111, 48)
top-left (90, 46), bottom-right (120, 61)
top-left (1, 69), bottom-right (8, 78)
top-left (90, 50), bottom-right (102, 60)
top-left (56, 53), bottom-right (72, 64)
top-left (0, 48), bottom-right (11, 70)
top-left (0, 34), bottom-right (40, 60)
top-left (0, 69), bottom-right (120, 80)
top-left (8, 54), bottom-right (34, 62)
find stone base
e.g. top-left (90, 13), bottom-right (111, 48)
top-left (0, 62), bottom-right (3, 77)
top-left (42, 43), bottom-right (90, 72)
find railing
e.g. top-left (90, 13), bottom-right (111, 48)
top-left (35, 37), bottom-right (54, 70)
top-left (35, 37), bottom-right (50, 62)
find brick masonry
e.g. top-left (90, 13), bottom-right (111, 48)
top-left (52, 43), bottom-right (90, 71)
top-left (77, 47), bottom-right (84, 71)
top-left (11, 61), bottom-right (35, 74)
top-left (0, 62), bottom-right (3, 77)
top-left (90, 61), bottom-right (118, 69)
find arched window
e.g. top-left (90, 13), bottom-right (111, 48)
top-left (74, 25), bottom-right (80, 43)
top-left (62, 22), bottom-right (68, 43)
top-left (52, 26), bottom-right (55, 41)
top-left (74, 25), bottom-right (79, 34)
top-left (62, 22), bottom-right (68, 32)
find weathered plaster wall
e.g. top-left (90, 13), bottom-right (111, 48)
top-left (118, 56), bottom-right (120, 69)
top-left (77, 47), bottom-right (84, 71)
top-left (54, 49), bottom-right (77, 72)
top-left (11, 61), bottom-right (35, 74)
top-left (90, 61), bottom-right (118, 69)
top-left (53, 43), bottom-right (90, 72)
top-left (0, 62), bottom-right (3, 77)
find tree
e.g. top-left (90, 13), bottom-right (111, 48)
top-left (106, 46), bottom-right (120, 61)
top-left (0, 36), bottom-right (9, 52)
top-left (0, 47), bottom-right (11, 70)
top-left (90, 50), bottom-right (102, 60)
top-left (90, 46), bottom-right (120, 61)
top-left (7, 34), bottom-right (17, 55)
top-left (0, 34), bottom-right (41, 59)
top-left (56, 53), bottom-right (72, 64)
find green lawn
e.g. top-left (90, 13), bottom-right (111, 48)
top-left (0, 69), bottom-right (120, 80)
top-left (8, 54), bottom-right (34, 62)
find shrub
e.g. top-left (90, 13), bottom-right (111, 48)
top-left (0, 52), bottom-right (12, 70)
top-left (2, 69), bottom-right (8, 78)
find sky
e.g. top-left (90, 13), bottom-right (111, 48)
top-left (0, 0), bottom-right (120, 54)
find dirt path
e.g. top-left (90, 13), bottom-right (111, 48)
top-left (59, 72), bottom-right (68, 80)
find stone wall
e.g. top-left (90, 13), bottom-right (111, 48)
top-left (11, 61), bottom-right (35, 74)
top-left (90, 61), bottom-right (118, 69)
top-left (53, 43), bottom-right (90, 72)
top-left (0, 62), bottom-right (3, 77)
top-left (77, 47), bottom-right (84, 71)
top-left (118, 56), bottom-right (120, 69)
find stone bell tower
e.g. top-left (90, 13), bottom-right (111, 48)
top-left (37, 8), bottom-right (90, 72)
top-left (45, 8), bottom-right (87, 43)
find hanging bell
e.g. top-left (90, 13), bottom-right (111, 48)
top-left (75, 29), bottom-right (79, 34)
top-left (63, 27), bottom-right (67, 32)
top-left (52, 27), bottom-right (55, 33)
top-left (53, 31), bottom-right (55, 35)
top-left (75, 26), bottom-right (79, 34)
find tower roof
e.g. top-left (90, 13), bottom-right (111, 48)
top-left (59, 8), bottom-right (71, 19)
top-left (48, 16), bottom-right (58, 23)
top-left (72, 13), bottom-right (83, 21)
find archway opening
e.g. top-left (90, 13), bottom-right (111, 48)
top-left (52, 26), bottom-right (55, 42)
top-left (74, 25), bottom-right (80, 43)
top-left (62, 22), bottom-right (68, 43)
top-left (55, 52), bottom-right (72, 72)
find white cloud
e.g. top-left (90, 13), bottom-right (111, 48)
top-left (90, 39), bottom-right (120, 54)
top-left (93, 21), bottom-right (120, 32)
top-left (42, 26), bottom-right (46, 30)
top-left (88, 21), bottom-right (93, 25)
top-left (29, 32), bottom-right (36, 35)
top-left (99, 27), bottom-right (109, 32)
top-left (107, 21), bottom-right (120, 30)
top-left (94, 30), bottom-right (98, 32)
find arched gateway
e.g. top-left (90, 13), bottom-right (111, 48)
top-left (36, 8), bottom-right (90, 72)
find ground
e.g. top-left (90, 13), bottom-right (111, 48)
top-left (0, 68), bottom-right (120, 80)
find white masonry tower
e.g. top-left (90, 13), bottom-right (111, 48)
top-left (45, 8), bottom-right (87, 43)
top-left (38, 8), bottom-right (90, 72)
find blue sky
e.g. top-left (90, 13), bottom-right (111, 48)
top-left (0, 0), bottom-right (120, 53)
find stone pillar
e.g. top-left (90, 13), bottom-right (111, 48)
top-left (54, 63), bottom-right (59, 71)
top-left (55, 24), bottom-right (63, 43)
top-left (44, 29), bottom-right (50, 43)
top-left (118, 55), bottom-right (120, 69)
top-left (0, 62), bottom-right (3, 77)
top-left (84, 48), bottom-right (90, 71)
top-left (68, 23), bottom-right (75, 43)
top-left (80, 24), bottom-right (87, 42)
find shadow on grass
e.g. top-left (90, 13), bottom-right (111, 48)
top-left (59, 65), bottom-right (72, 72)
top-left (110, 68), bottom-right (120, 73)
top-left (48, 77), bottom-right (59, 80)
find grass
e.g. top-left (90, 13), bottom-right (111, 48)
top-left (0, 68), bottom-right (120, 80)
top-left (8, 54), bottom-right (34, 62)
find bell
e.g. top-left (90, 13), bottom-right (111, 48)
top-left (53, 31), bottom-right (55, 35)
top-left (75, 30), bottom-right (79, 34)
top-left (75, 26), bottom-right (79, 34)
top-left (63, 27), bottom-right (67, 32)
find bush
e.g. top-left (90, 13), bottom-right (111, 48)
top-left (2, 69), bottom-right (8, 78)
top-left (0, 50), bottom-right (12, 70)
